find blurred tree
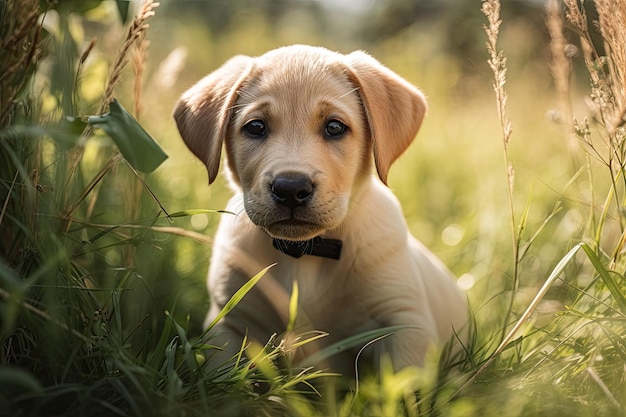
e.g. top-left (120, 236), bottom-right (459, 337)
top-left (366, 0), bottom-right (610, 76)
top-left (162, 0), bottom-right (326, 38)
top-left (360, 0), bottom-right (548, 72)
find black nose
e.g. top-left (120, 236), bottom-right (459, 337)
top-left (270, 173), bottom-right (314, 209)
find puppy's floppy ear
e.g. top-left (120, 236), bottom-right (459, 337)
top-left (345, 51), bottom-right (427, 184)
top-left (173, 55), bottom-right (253, 184)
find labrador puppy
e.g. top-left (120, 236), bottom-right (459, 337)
top-left (174, 45), bottom-right (467, 374)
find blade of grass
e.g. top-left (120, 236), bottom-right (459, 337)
top-left (586, 367), bottom-right (621, 410)
top-left (111, 290), bottom-right (123, 343)
top-left (62, 153), bottom-right (123, 232)
top-left (594, 178), bottom-right (615, 248)
top-left (168, 209), bottom-right (234, 217)
top-left (166, 311), bottom-right (200, 373)
top-left (0, 170), bottom-right (18, 229)
top-left (244, 341), bottom-right (280, 380)
top-left (146, 312), bottom-right (175, 370)
top-left (581, 243), bottom-right (626, 314)
top-left (122, 158), bottom-right (170, 219)
top-left (289, 330), bottom-right (329, 350)
top-left (299, 325), bottom-right (414, 368)
top-left (519, 200), bottom-right (563, 261)
top-left (287, 280), bottom-right (299, 333)
top-left (106, 373), bottom-right (146, 417)
top-left (68, 218), bottom-right (214, 247)
top-left (204, 264), bottom-right (274, 332)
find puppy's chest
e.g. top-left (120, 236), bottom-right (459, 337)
top-left (275, 261), bottom-right (378, 333)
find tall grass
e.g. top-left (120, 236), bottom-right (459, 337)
top-left (1, 0), bottom-right (626, 416)
top-left (455, 1), bottom-right (626, 415)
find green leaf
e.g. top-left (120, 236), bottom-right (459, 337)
top-left (88, 99), bottom-right (168, 173)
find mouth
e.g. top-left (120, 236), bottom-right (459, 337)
top-left (244, 193), bottom-right (339, 240)
top-left (272, 218), bottom-right (317, 227)
top-left (263, 218), bottom-right (325, 241)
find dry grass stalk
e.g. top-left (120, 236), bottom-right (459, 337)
top-left (62, 153), bottom-right (124, 232)
top-left (125, 13), bottom-right (152, 266)
top-left (481, 0), bottom-right (513, 149)
top-left (99, 0), bottom-right (160, 115)
top-left (564, 0), bottom-right (625, 135)
top-left (563, 0), bottom-right (587, 34)
top-left (595, 0), bottom-right (626, 133)
top-left (563, 0), bottom-right (626, 266)
top-left (0, 0), bottom-right (42, 127)
top-left (133, 32), bottom-right (149, 121)
top-left (481, 0), bottom-right (519, 337)
top-left (546, 0), bottom-right (575, 148)
top-left (68, 0), bottom-right (159, 150)
top-left (0, 0), bottom-right (42, 265)
top-left (71, 219), bottom-right (213, 246)
top-left (73, 38), bottom-right (98, 113)
top-left (63, 0), bottom-right (160, 217)
top-left (595, 0), bottom-right (626, 264)
top-left (562, 1), bottom-right (604, 115)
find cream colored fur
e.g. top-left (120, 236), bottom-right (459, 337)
top-left (174, 45), bottom-right (467, 374)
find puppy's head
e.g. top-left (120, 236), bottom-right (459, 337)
top-left (174, 45), bottom-right (427, 241)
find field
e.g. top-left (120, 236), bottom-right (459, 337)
top-left (1, 0), bottom-right (625, 416)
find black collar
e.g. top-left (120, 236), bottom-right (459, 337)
top-left (272, 237), bottom-right (343, 260)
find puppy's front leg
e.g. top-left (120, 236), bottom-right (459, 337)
top-left (386, 324), bottom-right (438, 370)
top-left (361, 275), bottom-right (440, 370)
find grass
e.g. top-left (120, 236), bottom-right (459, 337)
top-left (1, 0), bottom-right (626, 416)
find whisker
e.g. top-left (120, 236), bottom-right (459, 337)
top-left (237, 89), bottom-right (262, 101)
top-left (338, 86), bottom-right (360, 100)
top-left (227, 195), bottom-right (246, 219)
top-left (227, 103), bottom-right (248, 111)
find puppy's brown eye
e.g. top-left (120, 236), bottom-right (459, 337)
top-left (244, 120), bottom-right (267, 138)
top-left (324, 120), bottom-right (347, 138)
